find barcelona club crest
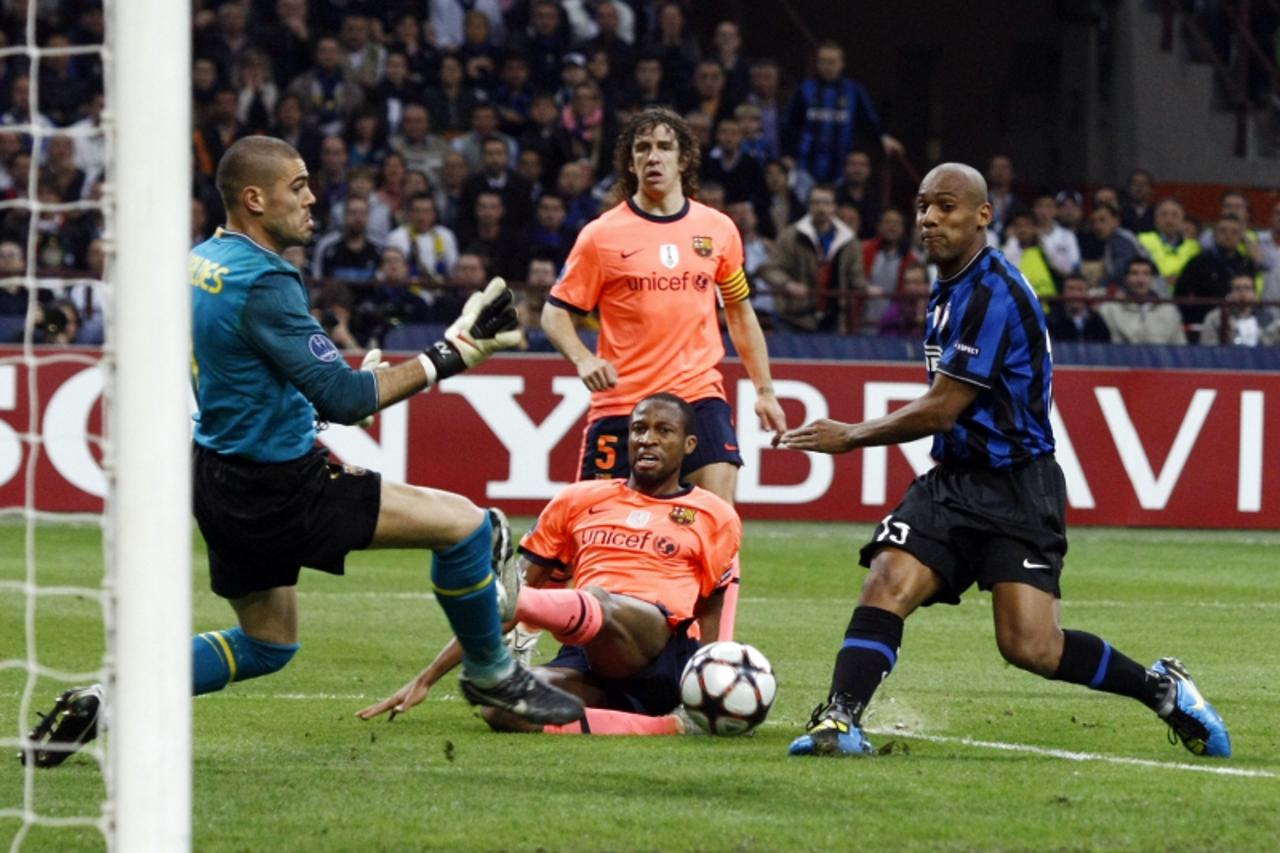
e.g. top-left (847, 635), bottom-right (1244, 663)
top-left (669, 506), bottom-right (697, 526)
top-left (692, 235), bottom-right (713, 257)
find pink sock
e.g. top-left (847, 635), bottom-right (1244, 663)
top-left (544, 708), bottom-right (683, 735)
top-left (717, 556), bottom-right (741, 641)
top-left (515, 587), bottom-right (604, 645)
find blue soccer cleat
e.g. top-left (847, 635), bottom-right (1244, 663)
top-left (1152, 657), bottom-right (1231, 758)
top-left (787, 697), bottom-right (874, 757)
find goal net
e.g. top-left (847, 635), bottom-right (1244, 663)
top-left (1, 1), bottom-right (191, 849)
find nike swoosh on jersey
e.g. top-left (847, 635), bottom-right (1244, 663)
top-left (1022, 558), bottom-right (1052, 570)
top-left (621, 249), bottom-right (642, 258)
top-left (588, 506), bottom-right (608, 514)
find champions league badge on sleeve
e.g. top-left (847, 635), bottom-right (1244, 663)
top-left (308, 333), bottom-right (341, 362)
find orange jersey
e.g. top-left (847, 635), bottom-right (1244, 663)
top-left (550, 198), bottom-right (750, 421)
top-left (519, 478), bottom-right (742, 626)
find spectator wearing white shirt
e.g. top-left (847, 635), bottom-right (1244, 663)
top-left (386, 193), bottom-right (458, 283)
top-left (1199, 272), bottom-right (1280, 346)
top-left (1032, 192), bottom-right (1080, 278)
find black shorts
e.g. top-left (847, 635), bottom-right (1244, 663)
top-left (858, 455), bottom-right (1068, 607)
top-left (544, 620), bottom-right (700, 716)
top-left (578, 397), bottom-right (742, 481)
top-left (192, 443), bottom-right (382, 600)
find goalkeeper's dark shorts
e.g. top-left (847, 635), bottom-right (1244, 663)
top-left (858, 454), bottom-right (1067, 607)
top-left (544, 615), bottom-right (699, 716)
top-left (193, 443), bottom-right (381, 600)
top-left (578, 397), bottom-right (742, 481)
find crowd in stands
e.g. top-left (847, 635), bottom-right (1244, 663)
top-left (1, 0), bottom-right (1278, 348)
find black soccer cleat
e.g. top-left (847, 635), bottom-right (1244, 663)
top-left (18, 684), bottom-right (104, 768)
top-left (459, 663), bottom-right (584, 726)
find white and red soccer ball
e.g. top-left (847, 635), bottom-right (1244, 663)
top-left (679, 641), bottom-right (777, 736)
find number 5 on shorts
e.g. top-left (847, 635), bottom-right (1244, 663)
top-left (875, 515), bottom-right (910, 546)
top-left (595, 434), bottom-right (618, 473)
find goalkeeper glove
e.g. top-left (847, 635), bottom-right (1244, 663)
top-left (357, 349), bottom-right (389, 429)
top-left (417, 277), bottom-right (522, 385)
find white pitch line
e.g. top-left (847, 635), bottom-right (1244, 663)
top-left (866, 729), bottom-right (1277, 779)
top-left (8, 686), bottom-right (1271, 780)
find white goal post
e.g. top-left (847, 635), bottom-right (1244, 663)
top-left (106, 0), bottom-right (192, 849)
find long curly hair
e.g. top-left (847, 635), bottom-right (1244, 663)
top-left (608, 107), bottom-right (701, 207)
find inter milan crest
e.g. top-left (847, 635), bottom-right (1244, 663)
top-left (659, 243), bottom-right (679, 269)
top-left (692, 236), bottom-right (713, 257)
top-left (669, 506), bottom-right (697, 525)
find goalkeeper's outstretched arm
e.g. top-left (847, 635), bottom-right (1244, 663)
top-left (368, 277), bottom-right (523, 410)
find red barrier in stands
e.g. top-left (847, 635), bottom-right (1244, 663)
top-left (1, 348), bottom-right (1275, 529)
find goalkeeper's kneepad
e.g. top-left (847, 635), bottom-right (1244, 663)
top-left (225, 627), bottom-right (300, 682)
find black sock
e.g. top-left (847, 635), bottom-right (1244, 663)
top-left (829, 606), bottom-right (904, 725)
top-left (1052, 629), bottom-right (1168, 711)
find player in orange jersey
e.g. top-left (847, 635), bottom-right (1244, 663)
top-left (357, 394), bottom-right (742, 735)
top-left (542, 107), bottom-right (787, 503)
top-left (543, 108), bottom-right (783, 641)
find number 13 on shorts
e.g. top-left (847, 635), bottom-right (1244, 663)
top-left (874, 515), bottom-right (911, 546)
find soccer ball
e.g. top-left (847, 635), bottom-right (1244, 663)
top-left (679, 641), bottom-right (777, 736)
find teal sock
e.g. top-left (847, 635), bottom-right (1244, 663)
top-left (192, 628), bottom-right (299, 695)
top-left (432, 515), bottom-right (513, 685)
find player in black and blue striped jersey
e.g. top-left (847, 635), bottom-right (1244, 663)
top-left (782, 162), bottom-right (1230, 760)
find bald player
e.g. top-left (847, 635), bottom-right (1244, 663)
top-left (784, 163), bottom-right (1231, 759)
top-left (22, 137), bottom-right (580, 768)
top-left (358, 393), bottom-right (741, 736)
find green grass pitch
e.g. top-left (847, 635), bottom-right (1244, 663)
top-left (3, 521), bottom-right (1279, 851)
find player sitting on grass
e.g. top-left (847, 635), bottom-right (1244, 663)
top-left (19, 136), bottom-right (582, 769)
top-left (358, 393), bottom-right (742, 735)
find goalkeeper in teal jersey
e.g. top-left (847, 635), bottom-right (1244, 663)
top-left (20, 136), bottom-right (582, 769)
